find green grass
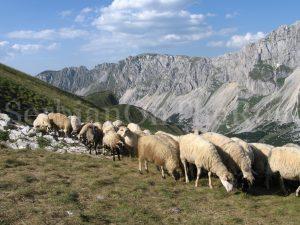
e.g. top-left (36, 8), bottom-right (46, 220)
top-left (249, 61), bottom-right (274, 81)
top-left (84, 91), bottom-right (119, 108)
top-left (0, 63), bottom-right (110, 123)
top-left (0, 148), bottom-right (299, 225)
top-left (106, 105), bottom-right (183, 135)
top-left (0, 63), bottom-right (182, 134)
top-left (37, 137), bottom-right (51, 148)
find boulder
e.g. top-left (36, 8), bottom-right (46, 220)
top-left (16, 139), bottom-right (29, 149)
top-left (9, 129), bottom-right (24, 141)
top-left (0, 113), bottom-right (11, 129)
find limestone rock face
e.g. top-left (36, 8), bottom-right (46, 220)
top-left (37, 21), bottom-right (300, 133)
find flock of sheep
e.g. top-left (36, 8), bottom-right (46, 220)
top-left (33, 112), bottom-right (300, 196)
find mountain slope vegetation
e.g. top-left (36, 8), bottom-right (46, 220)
top-left (0, 63), bottom-right (183, 134)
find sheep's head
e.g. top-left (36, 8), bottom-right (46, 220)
top-left (117, 126), bottom-right (130, 137)
top-left (220, 172), bottom-right (234, 192)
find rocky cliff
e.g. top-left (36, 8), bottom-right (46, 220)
top-left (37, 21), bottom-right (300, 136)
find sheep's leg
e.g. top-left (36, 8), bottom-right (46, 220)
top-left (265, 175), bottom-right (270, 190)
top-left (278, 175), bottom-right (287, 195)
top-left (112, 149), bottom-right (116, 161)
top-left (296, 185), bottom-right (300, 197)
top-left (208, 171), bottom-right (213, 189)
top-left (181, 159), bottom-right (189, 183)
top-left (195, 166), bottom-right (202, 187)
top-left (138, 159), bottom-right (143, 174)
top-left (117, 148), bottom-right (121, 161)
top-left (144, 161), bottom-right (149, 173)
top-left (161, 166), bottom-right (165, 179)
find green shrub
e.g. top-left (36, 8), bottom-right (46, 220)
top-left (37, 137), bottom-right (51, 148)
top-left (0, 131), bottom-right (9, 141)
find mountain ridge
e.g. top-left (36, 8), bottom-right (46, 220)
top-left (37, 21), bottom-right (300, 137)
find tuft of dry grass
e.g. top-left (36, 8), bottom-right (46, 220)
top-left (0, 148), bottom-right (299, 225)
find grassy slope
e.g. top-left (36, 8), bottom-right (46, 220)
top-left (0, 148), bottom-right (299, 225)
top-left (84, 91), bottom-right (183, 134)
top-left (84, 91), bottom-right (119, 108)
top-left (106, 104), bottom-right (183, 134)
top-left (0, 63), bottom-right (110, 123)
top-left (0, 63), bottom-right (182, 134)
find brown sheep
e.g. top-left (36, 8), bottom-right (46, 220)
top-left (48, 113), bottom-right (72, 137)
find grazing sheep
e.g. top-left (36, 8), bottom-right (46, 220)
top-left (68, 115), bottom-right (81, 134)
top-left (93, 122), bottom-right (102, 131)
top-left (103, 129), bottom-right (124, 161)
top-left (127, 123), bottom-right (142, 133)
top-left (250, 143), bottom-right (274, 189)
top-left (231, 137), bottom-right (255, 166)
top-left (143, 129), bottom-right (151, 136)
top-left (117, 126), bottom-right (139, 157)
top-left (113, 120), bottom-right (124, 128)
top-left (33, 113), bottom-right (51, 132)
top-left (85, 125), bottom-right (103, 155)
top-left (102, 121), bottom-right (116, 134)
top-left (77, 122), bottom-right (93, 141)
top-left (267, 147), bottom-right (300, 196)
top-left (154, 133), bottom-right (182, 178)
top-left (179, 134), bottom-right (234, 191)
top-left (48, 113), bottom-right (72, 137)
top-left (201, 132), bottom-right (254, 188)
top-left (154, 131), bottom-right (180, 142)
top-left (137, 135), bottom-right (180, 180)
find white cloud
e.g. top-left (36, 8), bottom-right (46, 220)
top-left (86, 0), bottom-right (212, 52)
top-left (11, 43), bottom-right (58, 53)
top-left (0, 41), bottom-right (9, 47)
top-left (58, 28), bottom-right (88, 38)
top-left (207, 41), bottom-right (224, 47)
top-left (7, 28), bottom-right (88, 40)
top-left (75, 7), bottom-right (94, 23)
top-left (218, 27), bottom-right (237, 35)
top-left (226, 32), bottom-right (266, 48)
top-left (225, 12), bottom-right (238, 19)
top-left (59, 10), bottom-right (72, 18)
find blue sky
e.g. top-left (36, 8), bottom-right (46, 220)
top-left (0, 0), bottom-right (299, 75)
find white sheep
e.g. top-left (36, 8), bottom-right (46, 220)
top-left (154, 131), bottom-right (180, 142)
top-left (33, 113), bottom-right (51, 132)
top-left (127, 123), bottom-right (142, 133)
top-left (93, 122), bottom-right (103, 131)
top-left (68, 115), bottom-right (81, 134)
top-left (250, 143), bottom-right (274, 189)
top-left (143, 129), bottom-right (151, 136)
top-left (137, 135), bottom-right (181, 180)
top-left (201, 132), bottom-right (254, 188)
top-left (113, 120), bottom-right (124, 128)
top-left (154, 133), bottom-right (182, 178)
top-left (267, 146), bottom-right (300, 196)
top-left (117, 126), bottom-right (139, 157)
top-left (77, 122), bottom-right (93, 141)
top-left (102, 129), bottom-right (124, 161)
top-left (283, 143), bottom-right (300, 148)
top-left (231, 137), bottom-right (255, 166)
top-left (48, 112), bottom-right (72, 137)
top-left (179, 134), bottom-right (234, 191)
top-left (102, 121), bottom-right (116, 134)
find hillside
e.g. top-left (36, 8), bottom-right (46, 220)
top-left (1, 148), bottom-right (299, 224)
top-left (84, 91), bottom-right (118, 108)
top-left (0, 63), bottom-right (183, 134)
top-left (37, 21), bottom-right (300, 141)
